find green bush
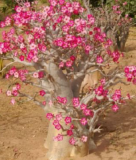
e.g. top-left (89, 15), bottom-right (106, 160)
top-left (103, 0), bottom-right (136, 24)
top-left (88, 0), bottom-right (136, 24)
top-left (0, 0), bottom-right (36, 21)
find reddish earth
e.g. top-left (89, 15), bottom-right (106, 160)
top-left (0, 28), bottom-right (136, 160)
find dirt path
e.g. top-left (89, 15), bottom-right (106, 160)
top-left (0, 28), bottom-right (136, 160)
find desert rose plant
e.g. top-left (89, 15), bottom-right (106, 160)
top-left (91, 0), bottom-right (133, 51)
top-left (0, 0), bottom-right (136, 160)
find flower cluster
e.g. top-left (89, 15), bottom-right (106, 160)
top-left (57, 96), bottom-right (67, 104)
top-left (6, 66), bottom-right (28, 81)
top-left (107, 50), bottom-right (122, 62)
top-left (45, 88), bottom-right (125, 145)
top-left (95, 85), bottom-right (108, 97)
top-left (124, 66), bottom-right (136, 84)
top-left (46, 108), bottom-right (88, 145)
top-left (7, 83), bottom-right (21, 97)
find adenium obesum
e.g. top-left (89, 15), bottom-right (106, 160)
top-left (0, 0), bottom-right (135, 158)
top-left (93, 0), bottom-right (132, 51)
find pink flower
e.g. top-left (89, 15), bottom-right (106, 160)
top-left (79, 7), bottom-right (84, 13)
top-left (127, 93), bottom-right (131, 99)
top-left (112, 5), bottom-right (120, 11)
top-left (89, 31), bottom-right (93, 35)
top-left (112, 104), bottom-right (119, 112)
top-left (56, 16), bottom-right (63, 23)
top-left (105, 39), bottom-right (112, 48)
top-left (12, 86), bottom-right (17, 91)
top-left (72, 2), bottom-right (80, 8)
top-left (59, 0), bottom-right (65, 5)
top-left (72, 98), bottom-right (79, 107)
top-left (48, 100), bottom-right (53, 107)
top-left (126, 73), bottom-right (133, 82)
top-left (100, 78), bottom-right (106, 85)
top-left (62, 41), bottom-right (68, 48)
top-left (68, 20), bottom-right (74, 27)
top-left (66, 60), bottom-right (73, 67)
top-left (42, 101), bottom-right (46, 105)
top-left (80, 118), bottom-right (87, 125)
top-left (67, 130), bottom-right (73, 136)
top-left (30, 43), bottom-right (37, 50)
top-left (54, 134), bottom-right (63, 141)
top-left (115, 90), bottom-right (121, 96)
top-left (132, 70), bottom-right (136, 77)
top-left (83, 109), bottom-right (91, 116)
top-left (63, 16), bottom-right (70, 23)
top-left (9, 66), bottom-right (17, 75)
top-left (95, 85), bottom-right (104, 96)
top-left (55, 125), bottom-right (61, 130)
top-left (76, 25), bottom-right (83, 32)
top-left (125, 14), bottom-right (129, 18)
top-left (57, 96), bottom-right (67, 104)
top-left (50, 0), bottom-right (57, 6)
top-left (12, 90), bottom-right (19, 96)
top-left (0, 22), bottom-right (5, 28)
top-left (24, 2), bottom-right (30, 8)
top-left (80, 103), bottom-right (87, 110)
top-left (33, 56), bottom-right (38, 62)
top-left (20, 55), bottom-right (24, 61)
top-left (123, 2), bottom-right (127, 6)
top-left (112, 90), bottom-right (121, 101)
top-left (55, 39), bottom-right (64, 47)
top-left (38, 44), bottom-right (46, 52)
top-left (14, 72), bottom-right (19, 78)
top-left (46, 113), bottom-right (54, 120)
top-left (53, 136), bottom-right (58, 141)
top-left (65, 117), bottom-right (72, 124)
top-left (112, 51), bottom-right (120, 62)
top-left (16, 83), bottom-right (21, 90)
top-left (53, 119), bottom-right (59, 126)
top-left (7, 90), bottom-right (11, 96)
top-left (38, 71), bottom-right (44, 78)
top-left (73, 10), bottom-right (79, 14)
top-left (5, 74), bottom-right (10, 79)
top-left (39, 90), bottom-right (46, 96)
top-left (70, 55), bottom-right (76, 61)
top-left (62, 25), bottom-right (70, 32)
top-left (56, 114), bottom-right (62, 121)
top-left (20, 43), bottom-right (25, 49)
top-left (70, 124), bottom-right (74, 129)
top-left (11, 98), bottom-right (15, 105)
top-left (59, 62), bottom-right (65, 68)
top-left (81, 136), bottom-right (88, 142)
top-left (57, 134), bottom-right (63, 141)
top-left (33, 72), bottom-right (39, 78)
top-left (69, 137), bottom-right (76, 145)
top-left (15, 6), bottom-right (22, 13)
top-left (124, 67), bottom-right (129, 73)
top-left (87, 14), bottom-right (95, 24)
top-left (85, 45), bottom-right (92, 52)
top-left (97, 56), bottom-right (103, 63)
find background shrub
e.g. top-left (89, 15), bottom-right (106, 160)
top-left (89, 0), bottom-right (136, 24)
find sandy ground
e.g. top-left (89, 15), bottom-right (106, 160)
top-left (0, 28), bottom-right (136, 160)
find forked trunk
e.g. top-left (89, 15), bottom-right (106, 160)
top-left (44, 117), bottom-right (96, 160)
top-left (44, 63), bottom-right (97, 160)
